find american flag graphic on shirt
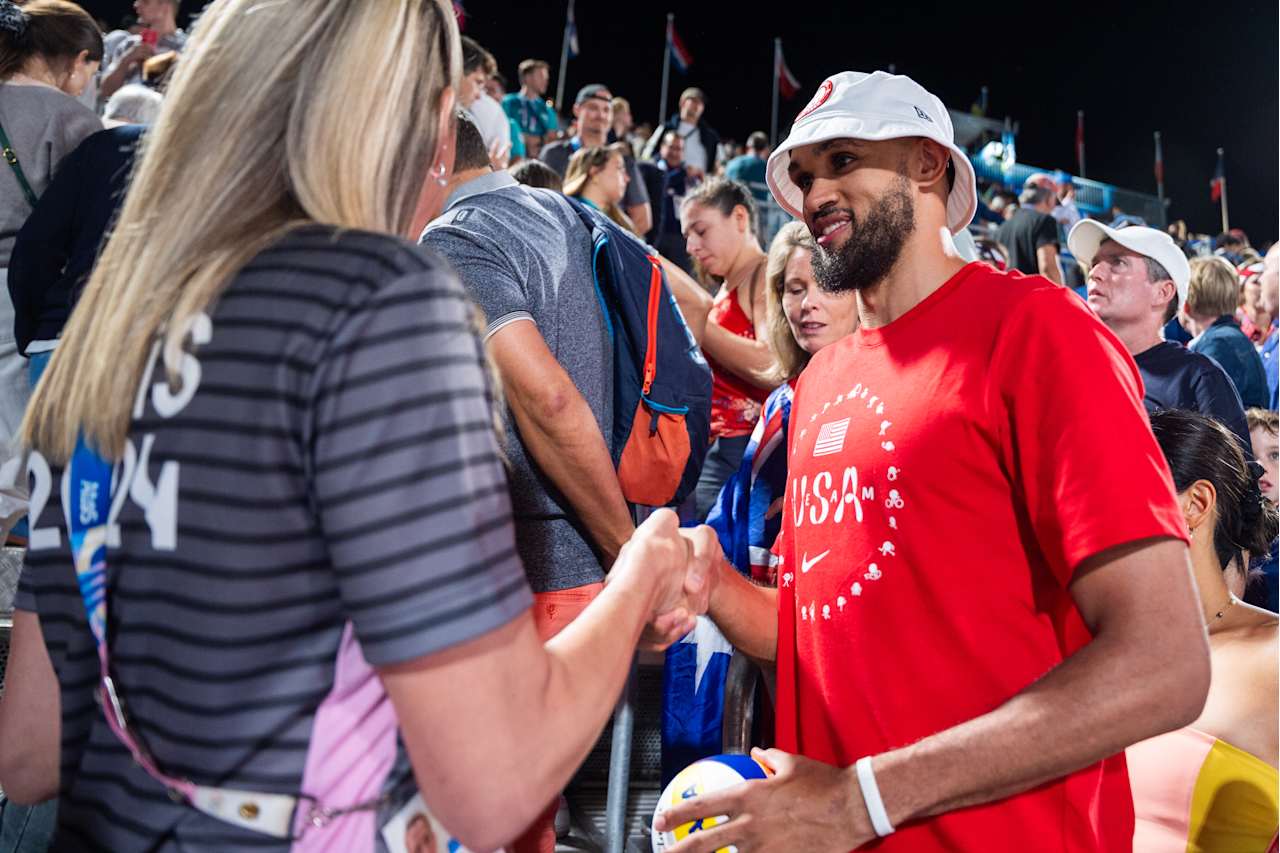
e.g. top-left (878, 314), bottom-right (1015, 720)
top-left (813, 417), bottom-right (850, 456)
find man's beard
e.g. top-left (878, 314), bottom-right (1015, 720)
top-left (811, 176), bottom-right (916, 293)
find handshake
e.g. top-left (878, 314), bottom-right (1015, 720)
top-left (607, 508), bottom-right (720, 650)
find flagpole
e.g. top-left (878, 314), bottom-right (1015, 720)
top-left (658, 13), bottom-right (673, 126)
top-left (554, 0), bottom-right (573, 112)
top-left (1154, 131), bottom-right (1164, 204)
top-left (1218, 147), bottom-right (1229, 232)
top-left (1076, 110), bottom-right (1086, 179)
top-left (771, 38), bottom-right (781, 148)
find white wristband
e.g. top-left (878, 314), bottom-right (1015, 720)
top-left (854, 755), bottom-right (895, 837)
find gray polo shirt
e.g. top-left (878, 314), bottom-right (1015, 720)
top-left (421, 171), bottom-right (613, 593)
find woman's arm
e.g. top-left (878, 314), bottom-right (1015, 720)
top-left (0, 611), bottom-right (61, 803)
top-left (380, 512), bottom-right (715, 852)
top-left (699, 268), bottom-right (777, 390)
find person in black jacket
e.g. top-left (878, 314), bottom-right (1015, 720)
top-left (642, 87), bottom-right (719, 181)
top-left (1068, 219), bottom-right (1253, 455)
top-left (8, 124), bottom-right (143, 386)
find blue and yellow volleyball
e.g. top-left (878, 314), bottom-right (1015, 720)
top-left (651, 753), bottom-right (770, 852)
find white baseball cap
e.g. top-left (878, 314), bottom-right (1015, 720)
top-left (765, 71), bottom-right (977, 235)
top-left (1067, 220), bottom-right (1191, 305)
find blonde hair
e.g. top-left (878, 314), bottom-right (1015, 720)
top-left (1246, 407), bottom-right (1278, 438)
top-left (563, 143), bottom-right (635, 233)
top-left (764, 221), bottom-right (817, 381)
top-left (1186, 257), bottom-right (1240, 319)
top-left (23, 0), bottom-right (460, 462)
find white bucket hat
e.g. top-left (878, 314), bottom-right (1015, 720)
top-left (1067, 220), bottom-right (1191, 305)
top-left (766, 71), bottom-right (978, 235)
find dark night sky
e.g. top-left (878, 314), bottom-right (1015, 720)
top-left (84, 0), bottom-right (1279, 242)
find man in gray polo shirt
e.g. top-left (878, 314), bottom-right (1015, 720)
top-left (421, 111), bottom-right (638, 848)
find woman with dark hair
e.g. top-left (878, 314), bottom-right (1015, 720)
top-left (0, 0), bottom-right (101, 450)
top-left (681, 177), bottom-right (777, 518)
top-left (1128, 408), bottom-right (1278, 852)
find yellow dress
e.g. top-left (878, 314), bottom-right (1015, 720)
top-left (1128, 726), bottom-right (1279, 852)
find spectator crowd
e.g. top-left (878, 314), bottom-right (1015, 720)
top-left (0, 1), bottom-right (1275, 852)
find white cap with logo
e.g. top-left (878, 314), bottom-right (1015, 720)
top-left (765, 71), bottom-right (978, 235)
top-left (1067, 220), bottom-right (1191, 305)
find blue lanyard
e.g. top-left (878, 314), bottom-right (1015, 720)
top-left (67, 437), bottom-right (114, 649)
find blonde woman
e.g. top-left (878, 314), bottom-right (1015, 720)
top-left (0, 2), bottom-right (710, 851)
top-left (1185, 257), bottom-right (1269, 408)
top-left (561, 142), bottom-right (636, 232)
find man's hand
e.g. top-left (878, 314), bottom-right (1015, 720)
top-left (124, 41), bottom-right (158, 70)
top-left (639, 524), bottom-right (718, 650)
top-left (653, 748), bottom-right (874, 852)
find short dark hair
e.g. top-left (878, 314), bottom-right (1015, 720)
top-left (746, 131), bottom-right (769, 152)
top-left (509, 159), bottom-right (562, 191)
top-left (452, 109), bottom-right (491, 173)
top-left (0, 0), bottom-right (103, 80)
top-left (460, 36), bottom-right (495, 76)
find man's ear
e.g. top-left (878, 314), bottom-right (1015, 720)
top-left (908, 138), bottom-right (951, 191)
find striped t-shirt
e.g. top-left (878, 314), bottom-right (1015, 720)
top-left (15, 225), bottom-right (532, 851)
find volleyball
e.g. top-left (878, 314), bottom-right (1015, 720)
top-left (651, 753), bottom-right (770, 852)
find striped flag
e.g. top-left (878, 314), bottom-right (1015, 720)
top-left (1210, 149), bottom-right (1225, 202)
top-left (813, 417), bottom-right (850, 457)
top-left (452, 0), bottom-right (465, 30)
top-left (667, 19), bottom-right (693, 73)
top-left (776, 41), bottom-right (800, 98)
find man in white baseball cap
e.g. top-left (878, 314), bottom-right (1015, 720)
top-left (655, 71), bottom-right (1209, 852)
top-left (1069, 220), bottom-right (1253, 454)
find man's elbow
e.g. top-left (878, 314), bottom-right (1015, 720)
top-left (1163, 634), bottom-right (1212, 730)
top-left (1142, 626), bottom-right (1211, 735)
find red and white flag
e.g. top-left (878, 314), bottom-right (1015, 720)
top-left (776, 41), bottom-right (801, 99)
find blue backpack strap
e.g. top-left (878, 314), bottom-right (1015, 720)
top-left (564, 196), bottom-right (616, 344)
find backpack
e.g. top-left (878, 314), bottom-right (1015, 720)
top-left (564, 197), bottom-right (712, 507)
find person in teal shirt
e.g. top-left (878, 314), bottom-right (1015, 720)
top-left (501, 59), bottom-right (559, 157)
top-left (724, 131), bottom-right (771, 205)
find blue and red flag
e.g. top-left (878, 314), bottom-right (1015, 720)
top-left (668, 19), bottom-right (693, 74)
top-left (1210, 149), bottom-right (1225, 202)
top-left (452, 1), bottom-right (465, 30)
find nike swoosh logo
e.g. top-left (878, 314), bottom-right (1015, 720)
top-left (800, 549), bottom-right (830, 574)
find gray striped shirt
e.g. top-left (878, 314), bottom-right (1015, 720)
top-left (16, 226), bottom-right (531, 851)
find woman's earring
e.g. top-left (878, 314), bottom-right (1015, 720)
top-left (432, 162), bottom-right (448, 186)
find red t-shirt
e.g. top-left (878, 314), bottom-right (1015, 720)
top-left (772, 263), bottom-right (1187, 851)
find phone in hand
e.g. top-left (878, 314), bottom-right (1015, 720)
top-left (140, 28), bottom-right (159, 46)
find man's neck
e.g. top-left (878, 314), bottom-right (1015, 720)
top-left (520, 86), bottom-right (541, 100)
top-left (443, 167), bottom-right (495, 205)
top-left (854, 224), bottom-right (969, 329)
top-left (1108, 321), bottom-right (1164, 357)
top-left (148, 14), bottom-right (177, 37)
top-left (577, 128), bottom-right (607, 147)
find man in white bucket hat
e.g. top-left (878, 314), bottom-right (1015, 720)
top-left (655, 72), bottom-right (1209, 852)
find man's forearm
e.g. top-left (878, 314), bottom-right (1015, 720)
top-left (872, 609), bottom-right (1207, 826)
top-left (98, 62), bottom-right (131, 100)
top-left (509, 391), bottom-right (633, 564)
top-left (708, 555), bottom-right (778, 660)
